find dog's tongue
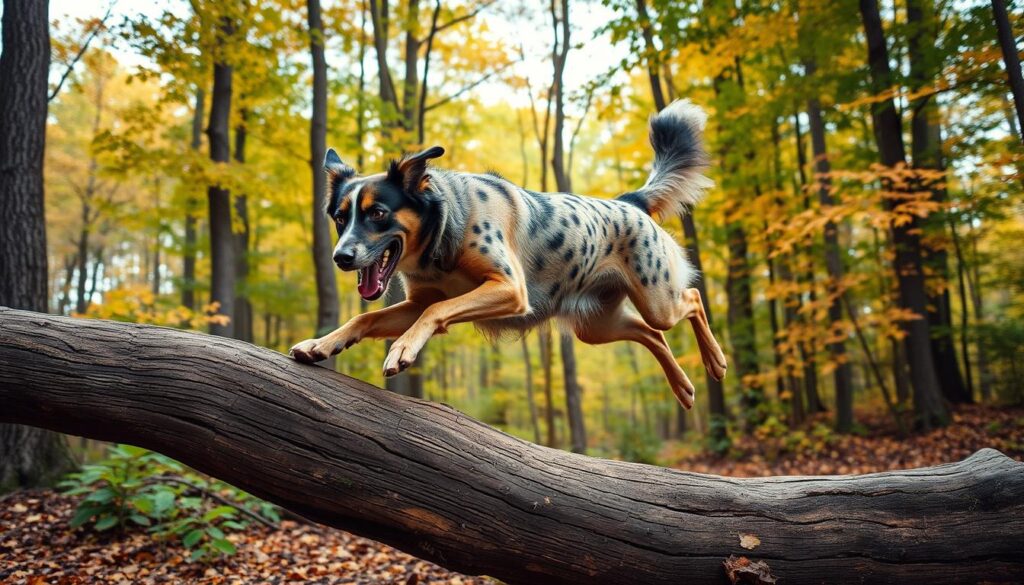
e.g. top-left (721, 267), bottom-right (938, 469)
top-left (358, 263), bottom-right (383, 300)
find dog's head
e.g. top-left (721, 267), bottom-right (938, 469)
top-left (323, 146), bottom-right (445, 301)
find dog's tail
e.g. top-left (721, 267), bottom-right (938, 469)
top-left (616, 99), bottom-right (713, 220)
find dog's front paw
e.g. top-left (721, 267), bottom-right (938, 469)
top-left (382, 339), bottom-right (419, 377)
top-left (290, 338), bottom-right (332, 364)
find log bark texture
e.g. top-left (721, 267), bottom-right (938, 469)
top-left (1, 308), bottom-right (1022, 585)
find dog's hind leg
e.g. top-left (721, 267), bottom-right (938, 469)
top-left (678, 288), bottom-right (727, 381)
top-left (574, 301), bottom-right (696, 409)
top-left (290, 300), bottom-right (427, 364)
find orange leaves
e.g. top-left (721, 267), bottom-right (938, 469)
top-left (677, 404), bottom-right (1024, 478)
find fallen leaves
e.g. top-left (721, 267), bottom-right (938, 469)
top-left (738, 533), bottom-right (760, 550)
top-left (677, 404), bottom-right (1024, 477)
top-left (1, 490), bottom-right (492, 584)
top-left (723, 555), bottom-right (777, 585)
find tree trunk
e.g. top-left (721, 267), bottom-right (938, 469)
top-left (681, 216), bottom-right (727, 432)
top-left (521, 334), bottom-right (541, 444)
top-left (992, 0), bottom-right (1024, 143)
top-left (0, 0), bottom-right (72, 491)
top-left (232, 111), bottom-right (253, 342)
top-left (559, 330), bottom-right (586, 454)
top-left (539, 322), bottom-right (557, 447)
top-left (308, 0), bottom-right (340, 359)
top-left (859, 0), bottom-right (947, 429)
top-left (1, 309), bottom-right (1023, 584)
top-left (369, 0), bottom-right (400, 132)
top-left (547, 0), bottom-right (583, 451)
top-left (182, 88), bottom-right (203, 312)
top-left (966, 224), bottom-right (993, 401)
top-left (75, 212), bottom-right (91, 314)
top-left (402, 0), bottom-right (421, 134)
top-left (725, 208), bottom-right (760, 431)
top-left (634, 0), bottom-right (722, 438)
top-left (805, 89), bottom-right (855, 430)
top-left (152, 179), bottom-right (162, 297)
top-left (206, 18), bottom-right (236, 338)
top-left (907, 0), bottom-right (970, 405)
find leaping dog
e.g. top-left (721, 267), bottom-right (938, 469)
top-left (290, 99), bottom-right (727, 408)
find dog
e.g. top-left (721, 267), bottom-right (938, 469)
top-left (290, 99), bottom-right (727, 408)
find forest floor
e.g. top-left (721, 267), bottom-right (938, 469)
top-left (1, 404), bottom-right (1021, 584)
top-left (674, 403), bottom-right (1024, 476)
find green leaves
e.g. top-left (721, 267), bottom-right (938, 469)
top-left (59, 443), bottom-right (279, 562)
top-left (183, 528), bottom-right (204, 548)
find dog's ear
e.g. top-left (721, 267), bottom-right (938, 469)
top-left (388, 146), bottom-right (445, 194)
top-left (324, 148), bottom-right (355, 183)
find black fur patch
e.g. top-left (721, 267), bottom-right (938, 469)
top-left (617, 191), bottom-right (648, 213)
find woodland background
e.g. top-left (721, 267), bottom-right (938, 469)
top-left (2, 0), bottom-right (1024, 472)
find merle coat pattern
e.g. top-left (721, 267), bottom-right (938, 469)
top-left (291, 99), bottom-right (727, 408)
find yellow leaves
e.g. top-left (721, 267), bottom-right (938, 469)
top-left (738, 533), bottom-right (761, 550)
top-left (79, 285), bottom-right (230, 330)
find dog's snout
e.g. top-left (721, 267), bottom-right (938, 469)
top-left (334, 248), bottom-right (356, 269)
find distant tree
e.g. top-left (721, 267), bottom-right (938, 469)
top-left (858, 0), bottom-right (948, 429)
top-left (907, 0), bottom-right (971, 404)
top-left (0, 0), bottom-right (73, 491)
top-left (632, 0), bottom-right (728, 440)
top-left (548, 0), bottom-right (587, 454)
top-left (182, 88), bottom-right (204, 313)
top-left (991, 0), bottom-right (1024, 143)
top-left (308, 0), bottom-right (339, 364)
top-left (206, 12), bottom-right (237, 338)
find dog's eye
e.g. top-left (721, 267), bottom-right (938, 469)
top-left (367, 208), bottom-right (388, 221)
top-left (335, 216), bottom-right (346, 227)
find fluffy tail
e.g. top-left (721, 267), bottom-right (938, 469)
top-left (616, 99), bottom-right (713, 220)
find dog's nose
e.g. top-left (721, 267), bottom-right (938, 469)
top-left (334, 249), bottom-right (355, 269)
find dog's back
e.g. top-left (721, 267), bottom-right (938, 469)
top-left (409, 99), bottom-right (713, 338)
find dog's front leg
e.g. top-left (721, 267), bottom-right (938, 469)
top-left (290, 300), bottom-right (427, 364)
top-left (382, 279), bottom-right (528, 376)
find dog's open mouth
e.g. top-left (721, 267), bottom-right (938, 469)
top-left (357, 239), bottom-right (402, 301)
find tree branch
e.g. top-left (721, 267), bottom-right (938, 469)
top-left (48, 3), bottom-right (115, 103)
top-left (424, 61), bottom-right (514, 112)
top-left (430, 0), bottom-right (499, 36)
top-left (144, 474), bottom-right (279, 529)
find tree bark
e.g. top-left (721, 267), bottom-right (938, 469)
top-left (681, 215), bottom-right (727, 434)
top-left (369, 0), bottom-right (400, 134)
top-left (521, 333), bottom-right (541, 445)
top-left (992, 0), bottom-right (1024, 144)
top-left (859, 0), bottom-right (947, 429)
top-left (907, 0), bottom-right (970, 405)
top-left (1, 309), bottom-right (1023, 584)
top-left (0, 0), bottom-right (73, 491)
top-left (308, 0), bottom-right (340, 358)
top-left (805, 89), bottom-right (855, 430)
top-left (402, 0), bottom-right (421, 134)
top-left (559, 330), bottom-right (586, 454)
top-left (539, 322), bottom-right (557, 447)
top-left (232, 111), bottom-right (253, 343)
top-left (182, 88), bottom-right (203, 313)
top-left (206, 17), bottom-right (236, 339)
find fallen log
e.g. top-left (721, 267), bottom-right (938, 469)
top-left (0, 308), bottom-right (1021, 584)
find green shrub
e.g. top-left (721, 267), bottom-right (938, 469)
top-left (59, 444), bottom-right (279, 562)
